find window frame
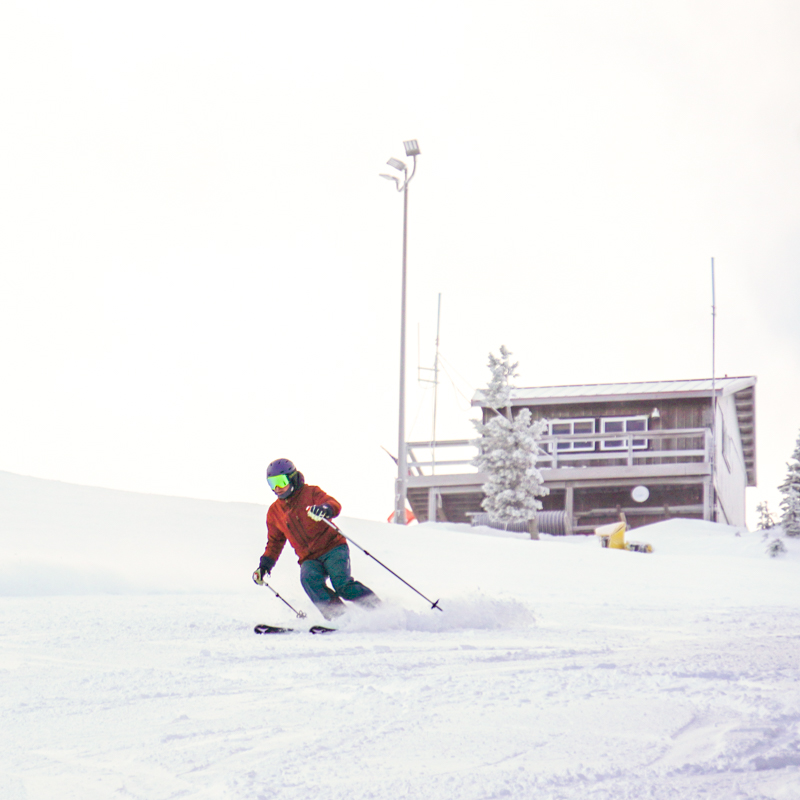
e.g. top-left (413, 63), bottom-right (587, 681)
top-left (599, 415), bottom-right (649, 451)
top-left (547, 417), bottom-right (597, 452)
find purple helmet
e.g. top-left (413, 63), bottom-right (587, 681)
top-left (267, 458), bottom-right (296, 479)
top-left (266, 458), bottom-right (300, 499)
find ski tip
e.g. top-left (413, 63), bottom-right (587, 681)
top-left (431, 599), bottom-right (443, 612)
top-left (254, 624), bottom-right (293, 634)
top-left (255, 624), bottom-right (335, 635)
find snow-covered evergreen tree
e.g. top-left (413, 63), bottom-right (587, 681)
top-left (779, 430), bottom-right (800, 537)
top-left (472, 346), bottom-right (549, 539)
top-left (482, 345), bottom-right (518, 419)
top-left (756, 501), bottom-right (776, 532)
top-left (766, 537), bottom-right (787, 558)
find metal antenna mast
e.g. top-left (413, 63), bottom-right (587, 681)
top-left (432, 293), bottom-right (442, 473)
top-left (711, 257), bottom-right (717, 522)
top-left (418, 294), bottom-right (442, 474)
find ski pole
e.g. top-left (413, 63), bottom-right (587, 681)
top-left (252, 572), bottom-right (307, 619)
top-left (320, 517), bottom-right (442, 612)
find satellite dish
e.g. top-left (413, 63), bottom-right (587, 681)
top-left (631, 485), bottom-right (650, 503)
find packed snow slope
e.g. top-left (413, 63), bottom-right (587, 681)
top-left (2, 471), bottom-right (800, 800)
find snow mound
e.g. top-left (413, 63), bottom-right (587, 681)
top-left (0, 556), bottom-right (139, 596)
top-left (0, 471), bottom-right (261, 595)
top-left (335, 594), bottom-right (536, 633)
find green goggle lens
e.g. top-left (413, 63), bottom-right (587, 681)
top-left (268, 474), bottom-right (291, 490)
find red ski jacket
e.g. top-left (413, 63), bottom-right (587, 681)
top-left (262, 480), bottom-right (345, 566)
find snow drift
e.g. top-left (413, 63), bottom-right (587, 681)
top-left (2, 471), bottom-right (800, 800)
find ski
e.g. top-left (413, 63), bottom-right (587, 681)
top-left (254, 624), bottom-right (336, 635)
top-left (254, 624), bottom-right (292, 634)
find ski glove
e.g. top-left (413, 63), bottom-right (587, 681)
top-left (252, 556), bottom-right (275, 585)
top-left (307, 504), bottom-right (335, 522)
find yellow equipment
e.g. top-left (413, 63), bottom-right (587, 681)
top-left (595, 521), bottom-right (627, 549)
top-left (595, 521), bottom-right (652, 553)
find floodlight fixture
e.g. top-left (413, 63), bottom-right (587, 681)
top-left (380, 139), bottom-right (421, 526)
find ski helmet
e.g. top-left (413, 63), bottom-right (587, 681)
top-left (266, 458), bottom-right (299, 499)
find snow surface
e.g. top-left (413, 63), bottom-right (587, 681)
top-left (2, 471), bottom-right (800, 799)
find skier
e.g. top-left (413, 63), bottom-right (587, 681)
top-left (253, 458), bottom-right (379, 620)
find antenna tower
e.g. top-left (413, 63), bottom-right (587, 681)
top-left (711, 257), bottom-right (717, 522)
top-left (418, 294), bottom-right (442, 473)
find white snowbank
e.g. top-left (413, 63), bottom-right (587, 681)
top-left (2, 471), bottom-right (800, 800)
top-left (0, 470), bottom-right (260, 594)
top-left (3, 470), bottom-right (800, 613)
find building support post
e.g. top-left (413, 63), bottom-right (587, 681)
top-left (565, 485), bottom-right (574, 535)
top-left (427, 487), bottom-right (438, 524)
top-left (702, 476), bottom-right (713, 521)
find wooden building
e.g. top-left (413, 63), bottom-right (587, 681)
top-left (405, 377), bottom-right (756, 532)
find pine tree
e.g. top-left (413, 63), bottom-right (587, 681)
top-left (472, 346), bottom-right (549, 539)
top-left (756, 501), bottom-right (776, 532)
top-left (483, 345), bottom-right (518, 419)
top-left (779, 430), bottom-right (800, 537)
top-left (766, 537), bottom-right (787, 558)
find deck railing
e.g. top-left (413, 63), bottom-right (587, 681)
top-left (406, 428), bottom-right (710, 475)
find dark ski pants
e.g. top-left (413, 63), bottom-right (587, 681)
top-left (300, 544), bottom-right (377, 617)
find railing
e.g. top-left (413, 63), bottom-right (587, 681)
top-left (406, 429), bottom-right (710, 475)
top-left (406, 439), bottom-right (473, 476)
top-left (539, 428), bottom-right (710, 468)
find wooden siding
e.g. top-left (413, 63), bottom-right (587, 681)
top-left (495, 396), bottom-right (711, 427)
top-left (500, 397), bottom-right (711, 468)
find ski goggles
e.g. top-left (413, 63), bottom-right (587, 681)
top-left (268, 474), bottom-right (292, 491)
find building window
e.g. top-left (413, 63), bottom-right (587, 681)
top-left (600, 416), bottom-right (648, 450)
top-left (548, 418), bottom-right (596, 451)
top-left (721, 414), bottom-right (731, 471)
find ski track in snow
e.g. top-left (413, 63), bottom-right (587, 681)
top-left (3, 596), bottom-right (800, 800)
top-left (2, 473), bottom-right (800, 799)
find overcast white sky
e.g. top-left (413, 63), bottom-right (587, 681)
top-left (2, 1), bottom-right (799, 527)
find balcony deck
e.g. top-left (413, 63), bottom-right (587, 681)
top-left (405, 428), bottom-right (713, 528)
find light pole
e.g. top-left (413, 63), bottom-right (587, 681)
top-left (380, 139), bottom-right (420, 525)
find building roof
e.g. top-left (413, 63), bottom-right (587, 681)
top-left (471, 376), bottom-right (756, 407)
